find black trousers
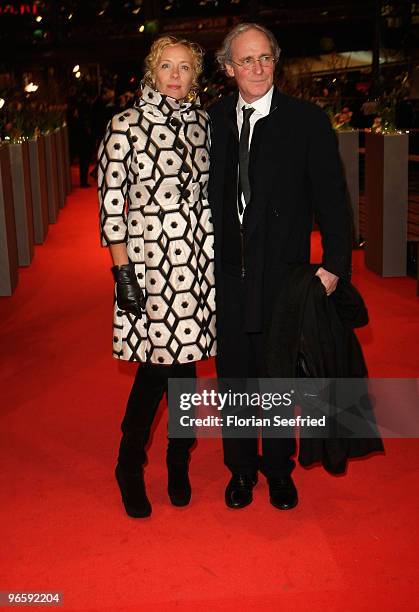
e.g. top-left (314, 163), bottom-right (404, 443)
top-left (118, 362), bottom-right (196, 472)
top-left (217, 271), bottom-right (296, 479)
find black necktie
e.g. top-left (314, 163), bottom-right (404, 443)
top-left (238, 105), bottom-right (255, 216)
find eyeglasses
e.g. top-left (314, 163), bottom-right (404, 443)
top-left (229, 55), bottom-right (277, 70)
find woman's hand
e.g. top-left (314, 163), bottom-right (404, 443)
top-left (111, 263), bottom-right (146, 317)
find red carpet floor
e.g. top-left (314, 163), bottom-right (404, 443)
top-left (1, 175), bottom-right (419, 611)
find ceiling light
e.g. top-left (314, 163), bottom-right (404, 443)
top-left (25, 83), bottom-right (39, 93)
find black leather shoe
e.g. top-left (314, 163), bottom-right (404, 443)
top-left (225, 473), bottom-right (258, 509)
top-left (115, 464), bottom-right (152, 518)
top-left (268, 476), bottom-right (298, 510)
top-left (167, 465), bottom-right (191, 507)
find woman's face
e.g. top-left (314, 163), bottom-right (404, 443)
top-left (153, 44), bottom-right (195, 99)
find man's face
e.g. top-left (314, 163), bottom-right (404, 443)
top-left (225, 29), bottom-right (275, 104)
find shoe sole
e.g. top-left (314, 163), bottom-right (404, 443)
top-left (269, 497), bottom-right (298, 510)
top-left (225, 501), bottom-right (253, 509)
top-left (169, 496), bottom-right (191, 507)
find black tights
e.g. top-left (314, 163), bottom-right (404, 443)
top-left (117, 362), bottom-right (196, 472)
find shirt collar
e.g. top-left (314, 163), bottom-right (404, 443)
top-left (237, 86), bottom-right (274, 117)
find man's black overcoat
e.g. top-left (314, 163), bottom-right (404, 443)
top-left (208, 88), bottom-right (352, 339)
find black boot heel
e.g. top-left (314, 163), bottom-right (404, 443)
top-left (115, 464), bottom-right (152, 518)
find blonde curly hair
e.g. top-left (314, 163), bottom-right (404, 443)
top-left (143, 36), bottom-right (204, 95)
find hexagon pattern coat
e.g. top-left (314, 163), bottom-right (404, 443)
top-left (98, 85), bottom-right (216, 364)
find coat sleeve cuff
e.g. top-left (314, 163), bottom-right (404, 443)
top-left (321, 255), bottom-right (352, 280)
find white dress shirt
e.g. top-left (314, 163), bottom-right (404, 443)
top-left (236, 86), bottom-right (274, 222)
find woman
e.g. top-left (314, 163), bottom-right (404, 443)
top-left (98, 36), bottom-right (216, 518)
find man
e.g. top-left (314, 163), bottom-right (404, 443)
top-left (208, 23), bottom-right (351, 510)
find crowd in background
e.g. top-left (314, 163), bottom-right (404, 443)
top-left (66, 85), bottom-right (136, 187)
top-left (1, 65), bottom-right (418, 189)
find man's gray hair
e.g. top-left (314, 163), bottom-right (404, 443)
top-left (216, 22), bottom-right (281, 70)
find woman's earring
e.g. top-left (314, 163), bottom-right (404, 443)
top-left (186, 86), bottom-right (198, 103)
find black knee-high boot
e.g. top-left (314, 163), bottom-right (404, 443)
top-left (165, 363), bottom-right (196, 506)
top-left (116, 364), bottom-right (167, 518)
top-left (166, 439), bottom-right (195, 506)
top-left (115, 362), bottom-right (196, 515)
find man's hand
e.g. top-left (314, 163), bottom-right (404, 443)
top-left (111, 263), bottom-right (146, 317)
top-left (315, 267), bottom-right (339, 296)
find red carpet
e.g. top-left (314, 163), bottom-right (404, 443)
top-left (1, 174), bottom-right (419, 611)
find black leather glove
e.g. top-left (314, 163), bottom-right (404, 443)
top-left (111, 262), bottom-right (146, 318)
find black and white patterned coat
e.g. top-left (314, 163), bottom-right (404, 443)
top-left (98, 84), bottom-right (216, 364)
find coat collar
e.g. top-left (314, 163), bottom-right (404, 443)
top-left (136, 83), bottom-right (200, 114)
